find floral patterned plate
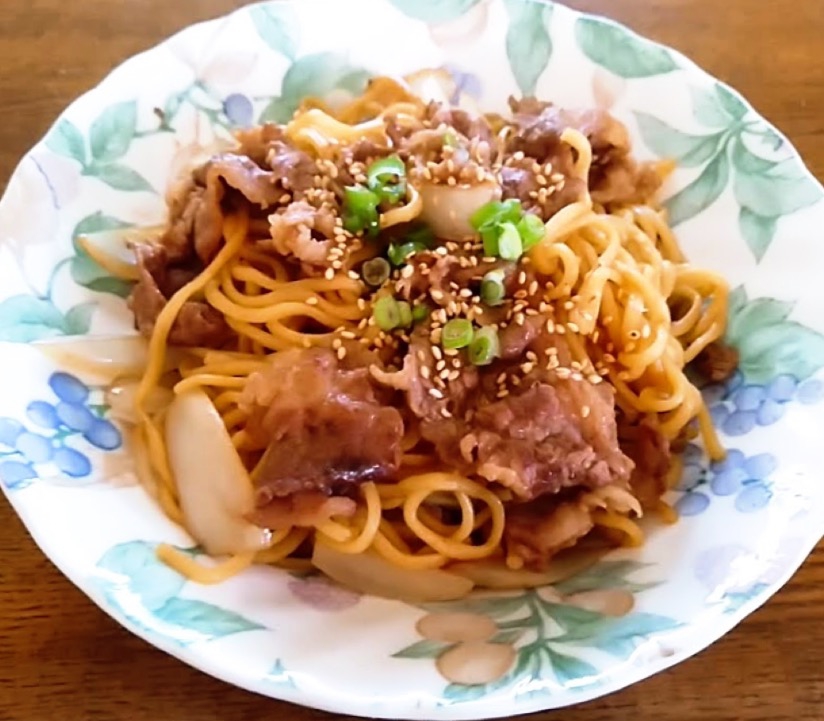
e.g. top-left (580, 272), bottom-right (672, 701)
top-left (2, 1), bottom-right (823, 718)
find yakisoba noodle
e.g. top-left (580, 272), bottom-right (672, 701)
top-left (124, 74), bottom-right (730, 592)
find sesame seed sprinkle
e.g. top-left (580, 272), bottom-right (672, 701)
top-left (429, 388), bottom-right (444, 399)
top-left (305, 297), bottom-right (319, 306)
top-left (324, 268), bottom-right (335, 280)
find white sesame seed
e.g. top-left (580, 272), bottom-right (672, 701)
top-left (440, 407), bottom-right (452, 418)
top-left (421, 366), bottom-right (431, 380)
top-left (324, 268), bottom-right (335, 280)
top-left (336, 347), bottom-right (347, 360)
top-left (305, 297), bottom-right (319, 306)
top-left (429, 388), bottom-right (444, 399)
top-left (582, 405), bottom-right (591, 418)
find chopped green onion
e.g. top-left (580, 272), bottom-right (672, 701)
top-left (470, 199), bottom-right (522, 233)
top-left (518, 213), bottom-right (545, 251)
top-left (362, 257), bottom-right (391, 287)
top-left (468, 326), bottom-right (500, 366)
top-left (497, 222), bottom-right (523, 261)
top-left (388, 240), bottom-right (427, 267)
top-left (442, 318), bottom-right (475, 350)
top-left (397, 301), bottom-right (413, 328)
top-left (367, 155), bottom-right (407, 205)
top-left (404, 224), bottom-right (435, 248)
top-left (412, 303), bottom-right (430, 323)
top-left (481, 228), bottom-right (499, 257)
top-left (343, 186), bottom-right (380, 237)
top-left (480, 269), bottom-right (506, 306)
top-left (443, 130), bottom-right (459, 148)
top-left (373, 296), bottom-right (401, 331)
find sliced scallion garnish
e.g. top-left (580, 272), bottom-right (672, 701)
top-left (366, 155), bottom-right (407, 205)
top-left (343, 186), bottom-right (380, 237)
top-left (373, 296), bottom-right (401, 331)
top-left (442, 318), bottom-right (475, 350)
top-left (362, 257), bottom-right (391, 287)
top-left (517, 213), bottom-right (545, 251)
top-left (480, 269), bottom-right (506, 306)
top-left (497, 222), bottom-right (523, 261)
top-left (468, 326), bottom-right (500, 366)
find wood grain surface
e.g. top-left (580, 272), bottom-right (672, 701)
top-left (1, 1), bottom-right (822, 720)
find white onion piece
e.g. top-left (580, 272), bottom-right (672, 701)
top-left (77, 226), bottom-right (164, 281)
top-left (33, 334), bottom-right (170, 382)
top-left (417, 180), bottom-right (501, 241)
top-left (106, 379), bottom-right (173, 425)
top-left (312, 543), bottom-right (474, 603)
top-left (448, 548), bottom-right (606, 589)
top-left (404, 68), bottom-right (457, 106)
top-left (165, 388), bottom-right (270, 555)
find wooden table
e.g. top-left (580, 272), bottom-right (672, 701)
top-left (1, 1), bottom-right (822, 719)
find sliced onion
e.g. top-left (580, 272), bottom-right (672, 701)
top-left (312, 543), bottom-right (474, 603)
top-left (417, 180), bottom-right (501, 241)
top-left (404, 68), bottom-right (457, 106)
top-left (33, 334), bottom-right (171, 382)
top-left (447, 547), bottom-right (606, 590)
top-left (165, 387), bottom-right (270, 555)
top-left (106, 377), bottom-right (173, 425)
top-left (77, 226), bottom-right (164, 281)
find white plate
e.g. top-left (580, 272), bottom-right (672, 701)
top-left (1, 1), bottom-right (823, 718)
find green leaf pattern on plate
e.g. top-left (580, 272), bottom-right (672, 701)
top-left (44, 100), bottom-right (156, 193)
top-left (0, 295), bottom-right (91, 342)
top-left (259, 53), bottom-right (370, 124)
top-left (249, 4), bottom-right (299, 60)
top-left (394, 560), bottom-right (680, 701)
top-left (635, 82), bottom-right (822, 261)
top-left (726, 286), bottom-right (824, 383)
top-left (504, 0), bottom-right (553, 96)
top-left (575, 17), bottom-right (678, 78)
top-left (94, 541), bottom-right (263, 645)
top-left (387, 0), bottom-right (482, 23)
top-left (45, 119), bottom-right (87, 166)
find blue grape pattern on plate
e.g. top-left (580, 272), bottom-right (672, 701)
top-left (703, 370), bottom-right (824, 437)
top-left (0, 371), bottom-right (122, 490)
top-left (675, 444), bottom-right (777, 516)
